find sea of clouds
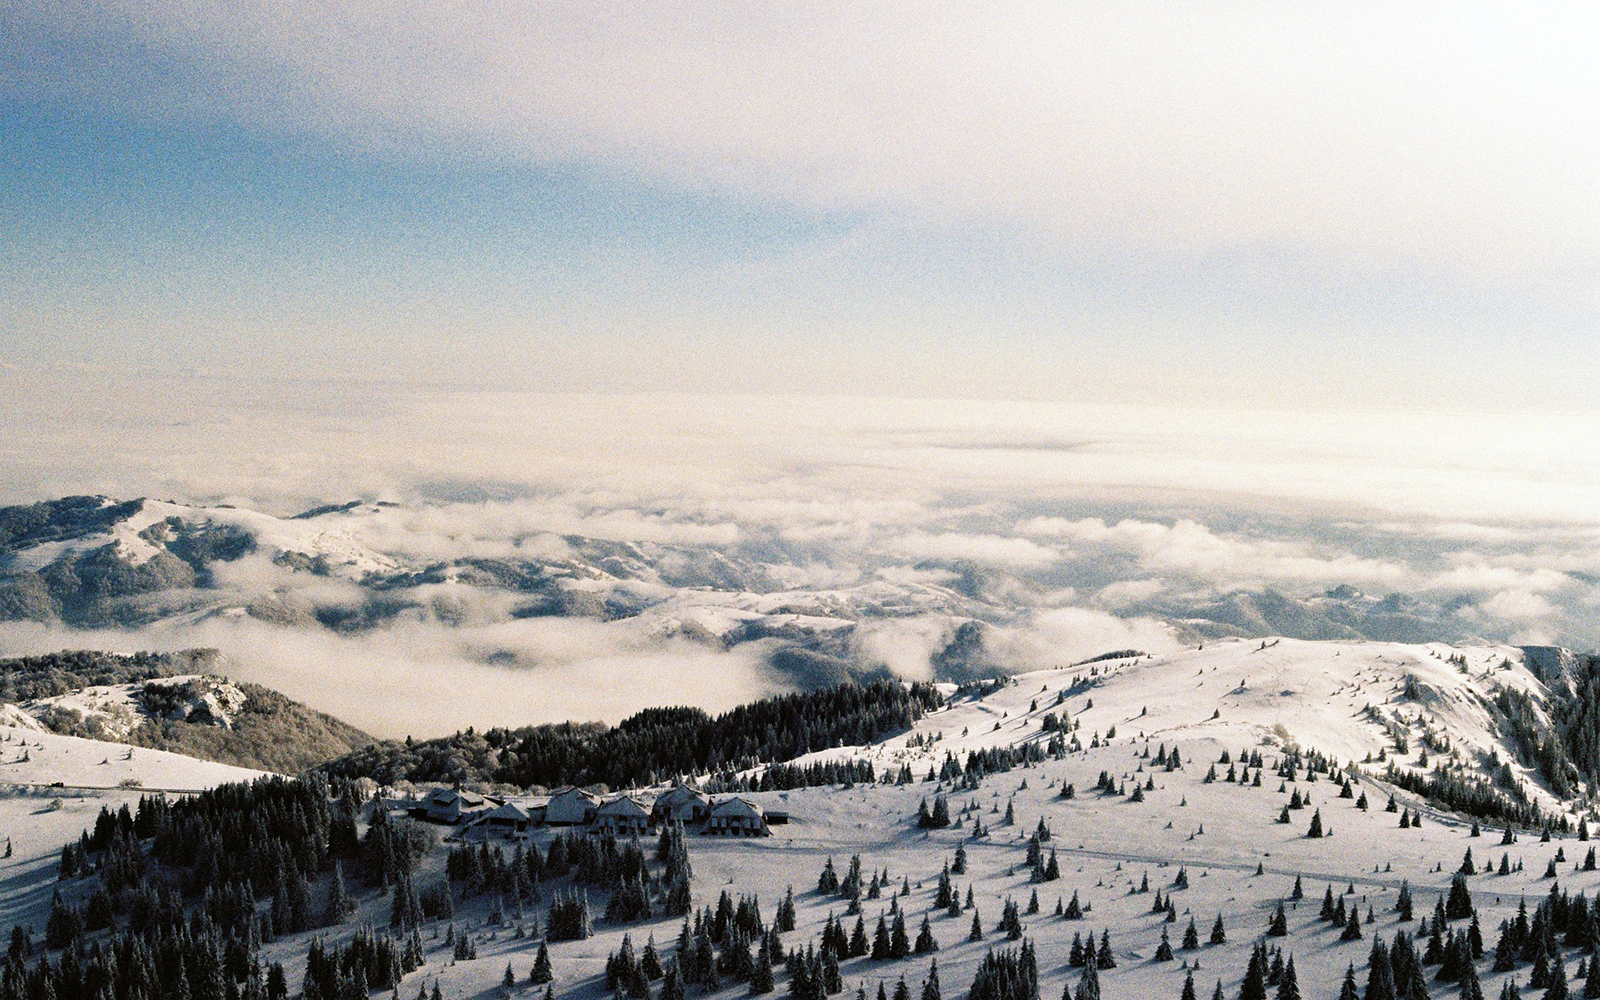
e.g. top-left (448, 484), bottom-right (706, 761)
top-left (2, 371), bottom-right (1597, 737)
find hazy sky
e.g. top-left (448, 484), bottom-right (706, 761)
top-left (3, 3), bottom-right (1596, 407)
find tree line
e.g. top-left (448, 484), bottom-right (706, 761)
top-left (319, 680), bottom-right (942, 790)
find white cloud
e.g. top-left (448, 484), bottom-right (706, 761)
top-left (0, 615), bottom-right (787, 740)
top-left (1048, 517), bottom-right (1409, 589)
top-left (5, 378), bottom-right (1600, 738)
top-left (852, 618), bottom-right (955, 682)
top-left (10, 3), bottom-right (1595, 295)
top-left (1429, 557), bottom-right (1572, 596)
top-left (1096, 579), bottom-right (1167, 608)
top-left (998, 608), bottom-right (1183, 667)
top-left (1479, 590), bottom-right (1556, 623)
top-left (874, 566), bottom-right (961, 589)
top-left (888, 531), bottom-right (1059, 570)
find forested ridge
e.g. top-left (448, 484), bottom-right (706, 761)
top-left (1495, 652), bottom-right (1600, 800)
top-left (0, 649), bottom-right (212, 701)
top-left (0, 649), bottom-right (374, 773)
top-left (319, 680), bottom-right (943, 790)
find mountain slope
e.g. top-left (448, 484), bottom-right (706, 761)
top-left (15, 636), bottom-right (1600, 1000)
top-left (785, 636), bottom-right (1573, 826)
top-left (0, 495), bottom-right (1522, 707)
top-left (1, 649), bottom-right (374, 773)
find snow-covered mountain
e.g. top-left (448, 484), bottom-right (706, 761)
top-left (0, 496), bottom-right (1521, 704)
top-left (0, 648), bottom-right (374, 772)
top-left (9, 633), bottom-right (1600, 1000)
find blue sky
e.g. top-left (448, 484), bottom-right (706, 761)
top-left (2, 4), bottom-right (1595, 407)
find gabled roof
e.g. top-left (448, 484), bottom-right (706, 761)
top-left (711, 797), bottom-right (765, 819)
top-left (428, 787), bottom-right (485, 806)
top-left (597, 796), bottom-right (650, 818)
top-left (654, 785), bottom-right (711, 807)
top-left (549, 787), bottom-right (600, 804)
top-left (481, 802), bottom-right (531, 823)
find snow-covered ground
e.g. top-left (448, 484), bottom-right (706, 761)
top-left (17, 673), bottom-right (251, 739)
top-left (0, 725), bottom-right (264, 935)
top-left (0, 724), bottom-right (264, 791)
top-left (8, 636), bottom-right (1589, 1000)
top-left (245, 638), bottom-right (1585, 999)
top-left (784, 637), bottom-right (1551, 810)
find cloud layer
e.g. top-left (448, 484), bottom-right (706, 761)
top-left (2, 375), bottom-right (1598, 736)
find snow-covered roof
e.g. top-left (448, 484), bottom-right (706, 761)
top-left (479, 802), bottom-right (531, 823)
top-left (597, 796), bottom-right (650, 818)
top-left (654, 784), bottom-right (710, 808)
top-left (711, 797), bottom-right (765, 819)
top-left (428, 787), bottom-right (485, 806)
top-left (550, 787), bottom-right (599, 804)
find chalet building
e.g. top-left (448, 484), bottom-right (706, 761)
top-left (652, 784), bottom-right (713, 825)
top-left (465, 801), bottom-right (535, 840)
top-left (593, 796), bottom-right (652, 837)
top-left (422, 787), bottom-right (486, 824)
top-left (706, 797), bottom-right (769, 836)
top-left (545, 787), bottom-right (600, 826)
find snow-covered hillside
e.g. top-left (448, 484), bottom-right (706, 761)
top-left (795, 637), bottom-right (1557, 812)
top-left (18, 673), bottom-right (250, 739)
top-left (0, 725), bottom-right (265, 934)
top-left (12, 636), bottom-right (1600, 1000)
top-left (0, 724), bottom-right (264, 790)
top-left (216, 637), bottom-right (1596, 999)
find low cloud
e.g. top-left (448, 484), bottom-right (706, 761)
top-left (1000, 607), bottom-right (1184, 668)
top-left (3, 378), bottom-right (1600, 735)
top-left (1034, 516), bottom-right (1409, 589)
top-left (888, 531), bottom-right (1059, 570)
top-left (0, 616), bottom-right (786, 740)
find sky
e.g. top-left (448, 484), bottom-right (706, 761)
top-left (2, 3), bottom-right (1596, 407)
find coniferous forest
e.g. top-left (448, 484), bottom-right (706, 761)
top-left (319, 681), bottom-right (942, 790)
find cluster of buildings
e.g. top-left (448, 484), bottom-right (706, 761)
top-left (408, 784), bottom-right (786, 841)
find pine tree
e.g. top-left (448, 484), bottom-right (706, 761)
top-left (531, 942), bottom-right (553, 984)
top-left (1276, 956), bottom-right (1300, 1000)
top-left (850, 917), bottom-right (869, 957)
top-left (1338, 965), bottom-right (1359, 1000)
top-left (1154, 926), bottom-right (1173, 962)
top-left (1268, 902), bottom-right (1288, 937)
top-left (872, 917), bottom-right (892, 960)
top-left (890, 912), bottom-right (911, 959)
top-left (1239, 945), bottom-right (1267, 1000)
top-left (1549, 959), bottom-right (1571, 1000)
top-left (750, 949), bottom-right (774, 995)
top-left (1340, 909), bottom-right (1363, 941)
top-left (1363, 939), bottom-right (1394, 1000)
top-left (325, 860), bottom-right (354, 927)
top-left (1461, 958), bottom-right (1484, 1000)
top-left (662, 965), bottom-right (685, 1000)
